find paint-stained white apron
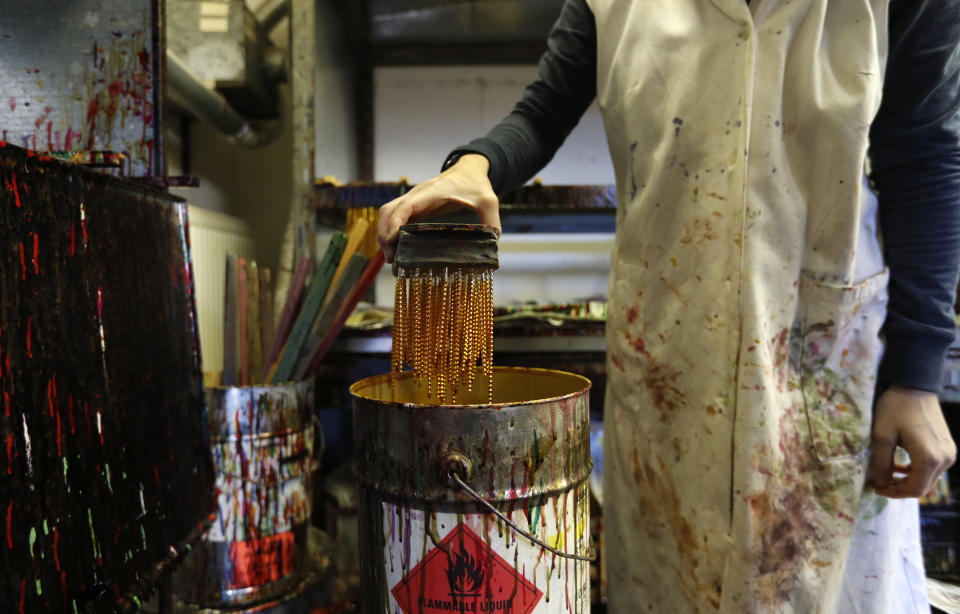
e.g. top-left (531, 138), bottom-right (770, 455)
top-left (586, 0), bottom-right (930, 611)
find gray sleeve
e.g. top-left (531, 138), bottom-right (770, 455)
top-left (870, 0), bottom-right (960, 392)
top-left (442, 0), bottom-right (597, 195)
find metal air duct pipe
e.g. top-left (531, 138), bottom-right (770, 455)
top-left (166, 50), bottom-right (280, 148)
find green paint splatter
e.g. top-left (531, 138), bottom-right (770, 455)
top-left (105, 463), bottom-right (113, 494)
top-left (29, 527), bottom-right (37, 558)
top-left (72, 600), bottom-right (78, 614)
top-left (87, 508), bottom-right (99, 559)
top-left (43, 519), bottom-right (48, 535)
top-left (133, 596), bottom-right (141, 607)
top-left (530, 495), bottom-right (543, 534)
top-left (35, 578), bottom-right (42, 595)
top-left (140, 525), bottom-right (147, 551)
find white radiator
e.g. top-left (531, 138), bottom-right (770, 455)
top-left (188, 206), bottom-right (257, 378)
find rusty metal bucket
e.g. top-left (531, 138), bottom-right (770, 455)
top-left (351, 366), bottom-right (592, 614)
top-left (173, 378), bottom-right (318, 608)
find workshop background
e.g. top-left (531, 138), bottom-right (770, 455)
top-left (1, 1), bottom-right (958, 613)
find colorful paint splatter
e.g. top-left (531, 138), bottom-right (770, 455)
top-left (0, 142), bottom-right (213, 613)
top-left (0, 2), bottom-right (159, 177)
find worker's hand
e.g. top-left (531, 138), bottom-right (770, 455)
top-left (377, 154), bottom-right (501, 262)
top-left (868, 386), bottom-right (956, 498)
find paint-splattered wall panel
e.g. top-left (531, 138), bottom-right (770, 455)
top-left (0, 144), bottom-right (214, 613)
top-left (0, 0), bottom-right (162, 177)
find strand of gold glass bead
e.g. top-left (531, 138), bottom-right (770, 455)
top-left (391, 266), bottom-right (494, 404)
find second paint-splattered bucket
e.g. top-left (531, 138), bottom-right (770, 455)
top-left (173, 378), bottom-right (317, 608)
top-left (351, 366), bottom-right (592, 614)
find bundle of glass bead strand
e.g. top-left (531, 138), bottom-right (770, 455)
top-left (389, 223), bottom-right (498, 404)
top-left (391, 266), bottom-right (493, 404)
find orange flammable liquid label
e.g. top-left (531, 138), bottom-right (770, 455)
top-left (227, 531), bottom-right (296, 589)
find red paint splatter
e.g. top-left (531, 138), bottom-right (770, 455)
top-left (64, 129), bottom-right (80, 150)
top-left (11, 173), bottom-right (21, 207)
top-left (85, 96), bottom-right (100, 149)
top-left (19, 242), bottom-right (25, 280)
top-left (32, 232), bottom-right (39, 275)
top-left (33, 106), bottom-right (52, 131)
top-left (70, 223), bottom-right (75, 256)
top-left (46, 121), bottom-right (52, 150)
top-left (4, 390), bottom-right (9, 418)
top-left (7, 98), bottom-right (14, 112)
top-left (19, 578), bottom-right (25, 614)
top-left (5, 434), bottom-right (13, 475)
top-left (108, 80), bottom-right (124, 98)
top-left (53, 527), bottom-right (60, 570)
top-left (611, 353), bottom-right (625, 372)
top-left (6, 501), bottom-right (12, 548)
top-left (137, 49), bottom-right (150, 71)
top-left (627, 305), bottom-right (638, 324)
top-left (26, 318), bottom-right (31, 358)
top-left (153, 464), bottom-right (161, 486)
top-left (47, 378), bottom-right (54, 417)
top-left (630, 335), bottom-right (646, 354)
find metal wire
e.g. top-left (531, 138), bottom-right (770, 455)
top-left (449, 471), bottom-right (597, 562)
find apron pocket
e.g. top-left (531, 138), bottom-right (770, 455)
top-left (797, 268), bottom-right (889, 462)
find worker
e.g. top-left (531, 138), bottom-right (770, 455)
top-left (377, 1), bottom-right (960, 612)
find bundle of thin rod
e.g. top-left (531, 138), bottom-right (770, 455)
top-left (390, 223), bottom-right (499, 404)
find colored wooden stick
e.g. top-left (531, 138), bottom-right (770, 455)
top-left (324, 218), bottom-right (370, 309)
top-left (263, 255), bottom-right (311, 381)
top-left (292, 253), bottom-right (368, 378)
top-left (246, 260), bottom-right (262, 384)
top-left (299, 250), bottom-right (386, 379)
top-left (222, 254), bottom-right (239, 386)
top-left (270, 232), bottom-right (347, 383)
top-left (259, 267), bottom-right (275, 376)
top-left (237, 258), bottom-right (249, 386)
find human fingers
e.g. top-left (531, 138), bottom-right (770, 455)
top-left (377, 189), bottom-right (465, 262)
top-left (377, 197), bottom-right (405, 263)
top-left (377, 183), bottom-right (445, 262)
top-left (378, 155), bottom-right (499, 261)
top-left (872, 456), bottom-right (940, 499)
top-left (876, 430), bottom-right (954, 499)
top-left (474, 196), bottom-right (502, 239)
top-left (867, 420), bottom-right (898, 490)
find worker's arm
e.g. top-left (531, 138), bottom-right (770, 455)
top-left (378, 0), bottom-right (597, 261)
top-left (867, 0), bottom-right (960, 497)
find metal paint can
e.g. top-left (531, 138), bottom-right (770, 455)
top-left (173, 378), bottom-right (318, 608)
top-left (351, 366), bottom-right (592, 614)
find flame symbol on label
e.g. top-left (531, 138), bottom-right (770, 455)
top-left (447, 544), bottom-right (484, 596)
